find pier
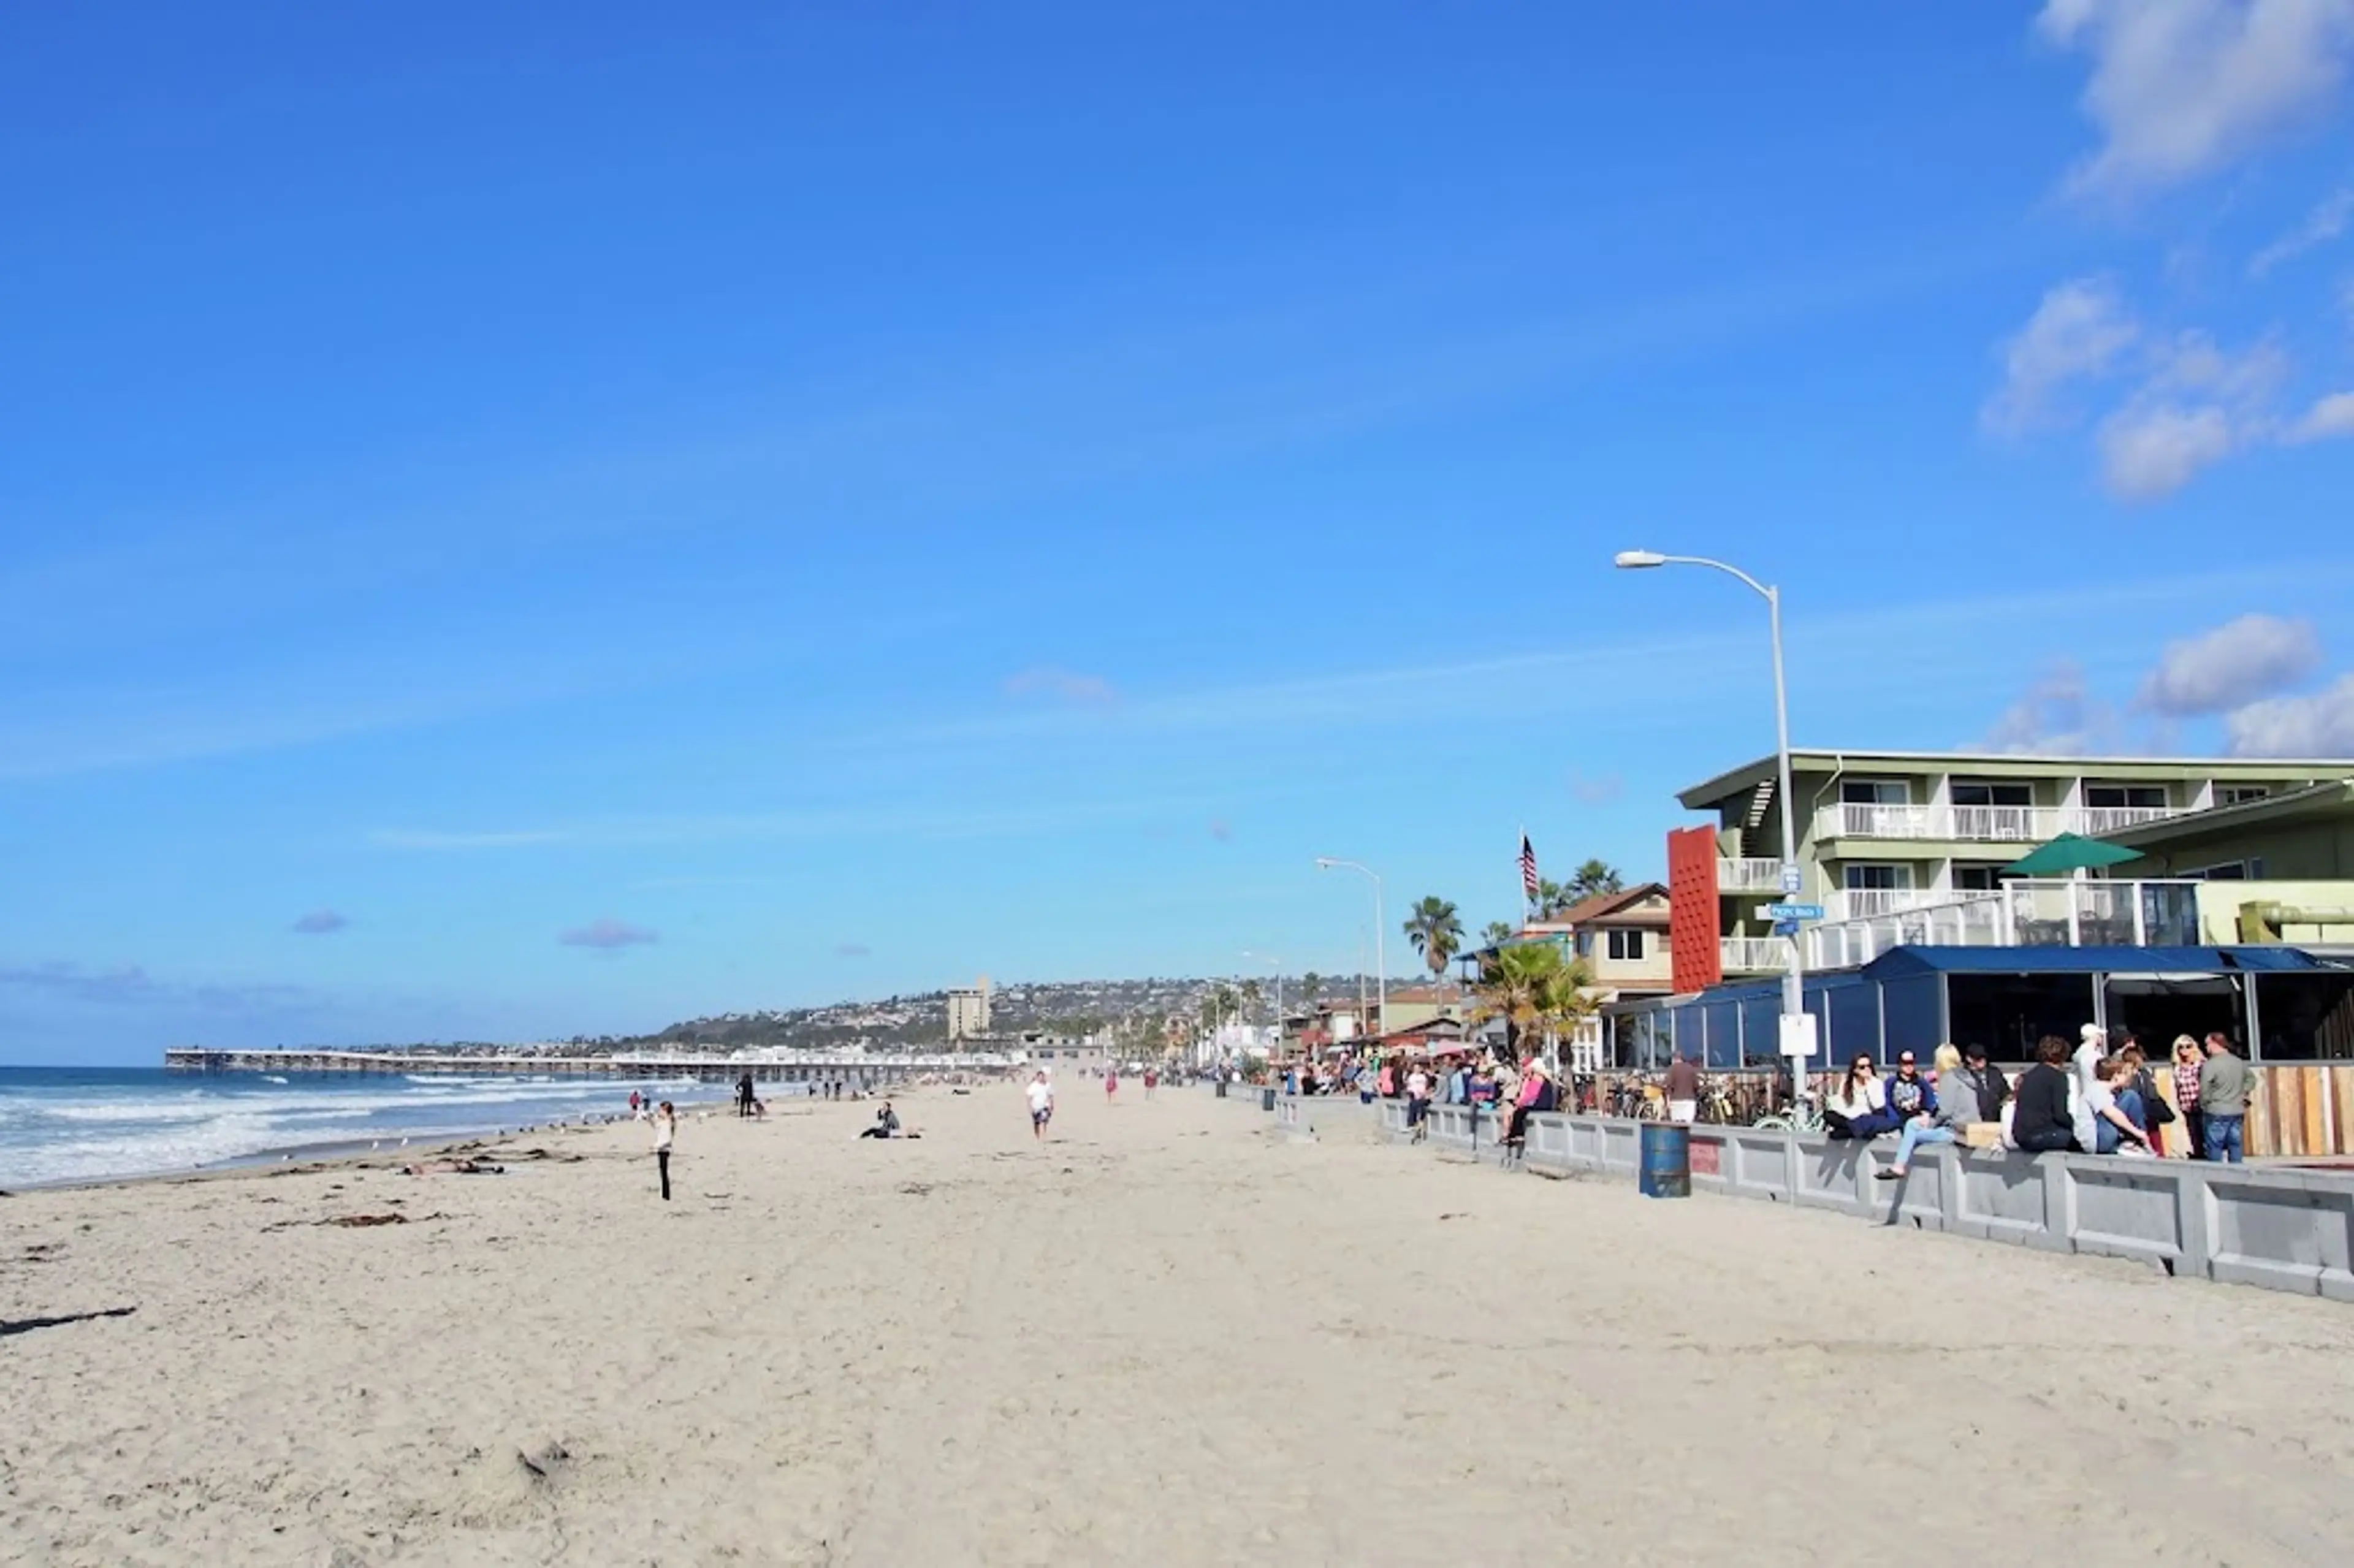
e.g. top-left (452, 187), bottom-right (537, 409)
top-left (162, 1046), bottom-right (1011, 1088)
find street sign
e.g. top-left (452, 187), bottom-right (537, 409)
top-left (1780, 864), bottom-right (1803, 894)
top-left (1763, 902), bottom-right (1824, 921)
top-left (1778, 1012), bottom-right (1819, 1058)
top-left (1771, 918), bottom-right (1799, 938)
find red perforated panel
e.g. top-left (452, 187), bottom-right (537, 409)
top-left (1667, 826), bottom-right (1722, 994)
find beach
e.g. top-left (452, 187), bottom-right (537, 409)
top-left (6, 1084), bottom-right (2353, 1567)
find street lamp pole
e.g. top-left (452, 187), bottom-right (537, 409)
top-left (1613, 550), bottom-right (1808, 1082)
top-left (1315, 858), bottom-right (1385, 1045)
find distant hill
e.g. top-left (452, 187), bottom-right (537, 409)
top-left (542, 973), bottom-right (1390, 1054)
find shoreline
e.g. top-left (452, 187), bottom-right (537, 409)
top-left (0, 1090), bottom-right (745, 1197)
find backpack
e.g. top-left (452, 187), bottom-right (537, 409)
top-left (2137, 1068), bottom-right (2175, 1125)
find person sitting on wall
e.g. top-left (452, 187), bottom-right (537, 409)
top-left (1882, 1050), bottom-right (1936, 1124)
top-left (2011, 1035), bottom-right (2078, 1152)
top-left (1961, 1041), bottom-right (2009, 1124)
top-left (1876, 1044), bottom-right (1971, 1180)
top-left (1503, 1056), bottom-right (1558, 1148)
top-left (1824, 1055), bottom-right (1894, 1140)
top-left (2077, 1056), bottom-right (2152, 1155)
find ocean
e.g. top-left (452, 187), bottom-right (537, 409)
top-left (0, 1065), bottom-right (742, 1189)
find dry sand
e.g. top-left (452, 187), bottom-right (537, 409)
top-left (4, 1084), bottom-right (2352, 1567)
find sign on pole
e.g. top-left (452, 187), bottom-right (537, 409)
top-left (1778, 1011), bottom-right (1818, 1059)
top-left (1780, 864), bottom-right (1803, 894)
top-left (1762, 902), bottom-right (1824, 921)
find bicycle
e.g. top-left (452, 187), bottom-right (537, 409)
top-left (1753, 1095), bottom-right (1825, 1136)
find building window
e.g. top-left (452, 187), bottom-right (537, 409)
top-left (2217, 786), bottom-right (2269, 806)
top-left (2084, 784), bottom-right (2168, 809)
top-left (1841, 779), bottom-right (1908, 804)
top-left (1953, 866), bottom-right (2001, 892)
top-left (2185, 859), bottom-right (2264, 881)
top-left (1843, 864), bottom-right (1913, 891)
top-left (1951, 781), bottom-right (2032, 807)
top-left (1607, 930), bottom-right (1645, 961)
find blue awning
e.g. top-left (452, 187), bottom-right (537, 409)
top-left (1861, 945), bottom-right (2342, 978)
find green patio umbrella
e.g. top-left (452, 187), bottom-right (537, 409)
top-left (2001, 832), bottom-right (2145, 877)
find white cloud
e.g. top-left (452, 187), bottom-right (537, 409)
top-left (2139, 614), bottom-right (2324, 714)
top-left (2251, 186), bottom-right (2354, 273)
top-left (1981, 278), bottom-right (2141, 435)
top-left (2097, 405), bottom-right (2241, 496)
top-left (2038, 0), bottom-right (2354, 198)
top-left (2285, 389), bottom-right (2354, 440)
top-left (558, 918), bottom-right (659, 951)
top-left (1986, 280), bottom-right (2322, 497)
top-left (1983, 660), bottom-right (2120, 753)
top-left (1002, 665), bottom-right (1119, 705)
top-left (2225, 672), bottom-right (2354, 753)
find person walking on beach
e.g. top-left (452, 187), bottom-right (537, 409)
top-left (1027, 1070), bottom-right (1056, 1141)
top-left (736, 1073), bottom-right (756, 1118)
top-left (652, 1100), bottom-right (676, 1201)
top-left (1105, 1066), bottom-right (1119, 1104)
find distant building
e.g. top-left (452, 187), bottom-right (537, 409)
top-left (947, 976), bottom-right (992, 1040)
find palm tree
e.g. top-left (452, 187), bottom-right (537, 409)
top-left (1298, 972), bottom-right (1322, 1014)
top-left (1471, 942), bottom-right (1559, 1057)
top-left (1472, 942), bottom-right (1597, 1062)
top-left (1567, 859), bottom-right (1625, 901)
top-left (1401, 896), bottom-right (1465, 977)
top-left (1238, 978), bottom-right (1264, 1021)
top-left (1481, 920), bottom-right (1515, 947)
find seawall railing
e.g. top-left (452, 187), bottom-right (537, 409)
top-left (1241, 1091), bottom-right (2354, 1303)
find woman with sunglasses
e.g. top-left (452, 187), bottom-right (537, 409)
top-left (1824, 1053), bottom-right (1891, 1140)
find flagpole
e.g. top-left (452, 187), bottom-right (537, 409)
top-left (1519, 823), bottom-right (1529, 924)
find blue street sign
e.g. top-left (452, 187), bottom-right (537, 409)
top-left (1780, 864), bottom-right (1804, 894)
top-left (1763, 902), bottom-right (1825, 921)
top-left (1771, 918), bottom-right (1799, 938)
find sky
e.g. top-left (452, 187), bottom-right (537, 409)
top-left (5, 1), bottom-right (2354, 1063)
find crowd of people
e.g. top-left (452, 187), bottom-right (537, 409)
top-left (1817, 1026), bottom-right (2255, 1165)
top-left (1289, 1022), bottom-right (2264, 1168)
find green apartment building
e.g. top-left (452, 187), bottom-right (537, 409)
top-left (1677, 750), bottom-right (2354, 975)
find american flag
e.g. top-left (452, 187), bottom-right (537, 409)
top-left (1519, 832), bottom-right (1539, 902)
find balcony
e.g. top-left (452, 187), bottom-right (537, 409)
top-left (1829, 887), bottom-right (1937, 919)
top-left (1813, 803), bottom-right (2185, 844)
top-left (1805, 879), bottom-right (2202, 971)
top-left (1717, 857), bottom-right (1786, 893)
top-left (1720, 935), bottom-right (1789, 973)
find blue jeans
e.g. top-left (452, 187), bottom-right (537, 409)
top-left (2094, 1088), bottom-right (2146, 1155)
top-left (1890, 1120), bottom-right (1955, 1171)
top-left (2204, 1113), bottom-right (2245, 1163)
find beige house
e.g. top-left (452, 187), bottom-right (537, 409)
top-left (1509, 885), bottom-right (1675, 1068)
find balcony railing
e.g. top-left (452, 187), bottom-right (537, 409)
top-left (1829, 887), bottom-right (1934, 919)
top-left (1804, 879), bottom-right (2201, 970)
top-left (1814, 803), bottom-right (2185, 843)
top-left (1720, 935), bottom-right (1789, 973)
top-left (1717, 857), bottom-right (1786, 892)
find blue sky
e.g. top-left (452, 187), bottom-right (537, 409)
top-left (6, 2), bottom-right (2354, 1062)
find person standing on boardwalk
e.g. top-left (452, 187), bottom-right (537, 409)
top-left (1027, 1071), bottom-right (1055, 1141)
top-left (652, 1100), bottom-right (676, 1201)
top-left (2198, 1033), bottom-right (2253, 1163)
top-left (1664, 1054), bottom-right (1701, 1125)
top-left (2171, 1036), bottom-right (2206, 1160)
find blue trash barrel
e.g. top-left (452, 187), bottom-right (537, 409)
top-left (1639, 1122), bottom-right (1691, 1199)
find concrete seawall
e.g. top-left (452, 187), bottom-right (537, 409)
top-left (1241, 1090), bottom-right (2354, 1302)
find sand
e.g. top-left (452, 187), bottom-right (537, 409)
top-left (4, 1084), bottom-right (2353, 1567)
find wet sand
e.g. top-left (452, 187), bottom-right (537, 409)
top-left (4, 1084), bottom-right (2350, 1566)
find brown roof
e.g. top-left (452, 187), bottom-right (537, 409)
top-left (1549, 883), bottom-right (1670, 927)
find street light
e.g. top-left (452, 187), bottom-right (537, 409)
top-left (1314, 858), bottom-right (1385, 1045)
top-left (1613, 549), bottom-right (1810, 1082)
